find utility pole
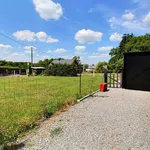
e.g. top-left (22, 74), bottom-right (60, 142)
top-left (31, 47), bottom-right (33, 67)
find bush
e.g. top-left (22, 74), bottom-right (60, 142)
top-left (44, 63), bottom-right (82, 76)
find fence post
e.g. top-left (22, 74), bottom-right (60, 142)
top-left (117, 73), bottom-right (118, 88)
top-left (113, 74), bottom-right (115, 88)
top-left (79, 73), bottom-right (81, 96)
top-left (104, 71), bottom-right (107, 83)
top-left (120, 73), bottom-right (123, 88)
top-left (110, 73), bottom-right (111, 88)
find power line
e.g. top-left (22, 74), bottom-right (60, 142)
top-left (0, 32), bottom-right (34, 66)
top-left (0, 32), bottom-right (26, 46)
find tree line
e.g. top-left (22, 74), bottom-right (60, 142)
top-left (1, 33), bottom-right (150, 74)
top-left (96, 34), bottom-right (150, 73)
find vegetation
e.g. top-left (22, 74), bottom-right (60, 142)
top-left (50, 127), bottom-right (63, 138)
top-left (96, 34), bottom-right (150, 73)
top-left (95, 62), bottom-right (107, 73)
top-left (0, 60), bottom-right (28, 69)
top-left (35, 58), bottom-right (54, 68)
top-left (0, 66), bottom-right (19, 69)
top-left (0, 74), bottom-right (103, 146)
top-left (45, 63), bottom-right (79, 76)
top-left (43, 57), bottom-right (82, 76)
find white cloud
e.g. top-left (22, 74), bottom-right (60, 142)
top-left (54, 48), bottom-right (67, 53)
top-left (108, 17), bottom-right (116, 23)
top-left (33, 0), bottom-right (63, 20)
top-left (13, 30), bottom-right (36, 42)
top-left (98, 46), bottom-right (113, 51)
top-left (36, 32), bottom-right (47, 42)
top-left (75, 29), bottom-right (103, 44)
top-left (122, 20), bottom-right (148, 32)
top-left (13, 30), bottom-right (59, 43)
top-left (88, 54), bottom-right (109, 59)
top-left (93, 52), bottom-right (98, 55)
top-left (46, 36), bottom-right (59, 43)
top-left (122, 13), bottom-right (135, 20)
top-left (6, 53), bottom-right (50, 62)
top-left (47, 50), bottom-right (52, 53)
top-left (108, 17), bottom-right (120, 29)
top-left (75, 51), bottom-right (88, 55)
top-left (11, 52), bottom-right (24, 57)
top-left (75, 46), bottom-right (86, 51)
top-left (88, 4), bottom-right (109, 13)
top-left (0, 44), bottom-right (12, 50)
top-left (108, 10), bottom-right (150, 34)
top-left (24, 46), bottom-right (37, 51)
top-left (109, 33), bottom-right (122, 42)
top-left (143, 12), bottom-right (150, 25)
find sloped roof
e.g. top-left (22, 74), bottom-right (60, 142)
top-left (52, 59), bottom-right (74, 65)
top-left (31, 67), bottom-right (45, 70)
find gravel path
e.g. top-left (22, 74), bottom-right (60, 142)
top-left (21, 89), bottom-right (150, 150)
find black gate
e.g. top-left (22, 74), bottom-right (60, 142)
top-left (123, 52), bottom-right (150, 91)
top-left (107, 73), bottom-right (122, 88)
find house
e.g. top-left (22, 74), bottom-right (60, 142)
top-left (48, 58), bottom-right (80, 76)
top-left (86, 64), bottom-right (96, 72)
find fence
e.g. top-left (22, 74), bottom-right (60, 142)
top-left (0, 73), bottom-right (103, 146)
top-left (107, 73), bottom-right (122, 88)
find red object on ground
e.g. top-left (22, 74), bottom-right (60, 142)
top-left (100, 83), bottom-right (107, 92)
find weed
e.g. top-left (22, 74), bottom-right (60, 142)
top-left (50, 127), bottom-right (63, 138)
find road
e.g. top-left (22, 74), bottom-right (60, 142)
top-left (21, 88), bottom-right (150, 150)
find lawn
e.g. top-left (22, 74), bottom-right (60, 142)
top-left (0, 74), bottom-right (103, 146)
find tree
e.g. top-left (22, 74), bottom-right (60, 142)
top-left (96, 62), bottom-right (107, 73)
top-left (83, 64), bottom-right (89, 72)
top-left (44, 56), bottom-right (82, 76)
top-left (36, 58), bottom-right (53, 68)
top-left (108, 33), bottom-right (150, 72)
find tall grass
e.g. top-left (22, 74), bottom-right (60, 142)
top-left (0, 74), bottom-right (103, 146)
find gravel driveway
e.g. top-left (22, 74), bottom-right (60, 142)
top-left (20, 88), bottom-right (150, 150)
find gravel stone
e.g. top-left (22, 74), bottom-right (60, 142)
top-left (21, 89), bottom-right (150, 150)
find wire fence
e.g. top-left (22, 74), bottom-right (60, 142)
top-left (0, 74), bottom-right (103, 146)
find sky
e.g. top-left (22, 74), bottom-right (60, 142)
top-left (0, 0), bottom-right (150, 65)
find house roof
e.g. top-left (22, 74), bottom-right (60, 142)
top-left (31, 67), bottom-right (45, 70)
top-left (52, 59), bottom-right (74, 65)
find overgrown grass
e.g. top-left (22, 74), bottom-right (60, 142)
top-left (0, 74), bottom-right (103, 146)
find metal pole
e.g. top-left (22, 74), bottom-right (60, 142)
top-left (113, 74), bottom-right (115, 88)
top-left (31, 47), bottom-right (33, 75)
top-left (31, 47), bottom-right (33, 67)
top-left (117, 73), bottom-right (118, 88)
top-left (79, 69), bottom-right (82, 97)
top-left (110, 73), bottom-right (112, 88)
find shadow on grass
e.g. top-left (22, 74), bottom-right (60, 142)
top-left (2, 143), bottom-right (25, 150)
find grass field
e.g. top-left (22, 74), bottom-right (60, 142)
top-left (0, 74), bottom-right (103, 146)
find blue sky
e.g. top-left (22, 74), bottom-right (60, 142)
top-left (0, 0), bottom-right (150, 64)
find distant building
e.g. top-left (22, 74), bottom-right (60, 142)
top-left (51, 59), bottom-right (74, 65)
top-left (0, 66), bottom-right (26, 76)
top-left (48, 58), bottom-right (80, 76)
top-left (31, 67), bottom-right (45, 75)
top-left (86, 64), bottom-right (96, 72)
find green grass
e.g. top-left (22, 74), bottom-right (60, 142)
top-left (0, 74), bottom-right (103, 146)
